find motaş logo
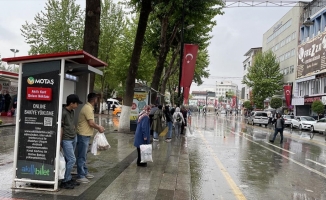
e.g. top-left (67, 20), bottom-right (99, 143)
top-left (27, 77), bottom-right (54, 85)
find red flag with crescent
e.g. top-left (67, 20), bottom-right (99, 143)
top-left (180, 44), bottom-right (199, 87)
top-left (183, 87), bottom-right (190, 104)
top-left (283, 85), bottom-right (292, 108)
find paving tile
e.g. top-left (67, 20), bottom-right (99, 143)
top-left (173, 189), bottom-right (191, 200)
top-left (155, 189), bottom-right (175, 200)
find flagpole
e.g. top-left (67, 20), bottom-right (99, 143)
top-left (178, 0), bottom-right (185, 106)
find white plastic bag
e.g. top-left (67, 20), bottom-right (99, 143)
top-left (140, 144), bottom-right (153, 163)
top-left (91, 136), bottom-right (98, 155)
top-left (97, 132), bottom-right (110, 150)
top-left (58, 151), bottom-right (66, 180)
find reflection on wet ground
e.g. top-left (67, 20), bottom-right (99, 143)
top-left (188, 113), bottom-right (326, 200)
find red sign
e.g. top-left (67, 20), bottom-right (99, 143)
top-left (26, 87), bottom-right (52, 101)
top-left (283, 85), bottom-right (292, 108)
top-left (304, 96), bottom-right (321, 103)
top-left (180, 44), bottom-right (199, 88)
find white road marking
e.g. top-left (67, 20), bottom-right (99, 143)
top-left (264, 141), bottom-right (295, 154)
top-left (306, 159), bottom-right (326, 168)
top-left (231, 130), bottom-right (326, 179)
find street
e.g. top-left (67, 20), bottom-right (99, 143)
top-left (188, 113), bottom-right (326, 200)
top-left (1, 114), bottom-right (326, 199)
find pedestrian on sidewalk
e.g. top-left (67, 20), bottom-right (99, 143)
top-left (76, 93), bottom-right (105, 184)
top-left (173, 107), bottom-right (185, 138)
top-left (134, 105), bottom-right (151, 167)
top-left (180, 106), bottom-right (187, 135)
top-left (164, 105), bottom-right (173, 142)
top-left (269, 113), bottom-right (285, 144)
top-left (60, 94), bottom-right (83, 189)
top-left (149, 104), bottom-right (158, 136)
top-left (152, 105), bottom-right (164, 142)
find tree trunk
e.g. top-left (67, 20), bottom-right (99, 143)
top-left (160, 46), bottom-right (180, 99)
top-left (83, 0), bottom-right (101, 92)
top-left (118, 0), bottom-right (152, 132)
top-left (150, 20), bottom-right (179, 105)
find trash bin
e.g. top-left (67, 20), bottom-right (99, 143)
top-left (130, 120), bottom-right (137, 132)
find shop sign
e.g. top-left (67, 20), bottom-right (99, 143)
top-left (304, 96), bottom-right (321, 103)
top-left (297, 31), bottom-right (326, 78)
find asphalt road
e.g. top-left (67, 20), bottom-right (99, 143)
top-left (187, 113), bottom-right (326, 200)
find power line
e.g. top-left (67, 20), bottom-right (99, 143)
top-left (223, 0), bottom-right (313, 8)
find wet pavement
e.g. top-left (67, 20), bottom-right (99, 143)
top-left (189, 113), bottom-right (326, 200)
top-left (1, 113), bottom-right (326, 199)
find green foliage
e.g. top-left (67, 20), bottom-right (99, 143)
top-left (21, 0), bottom-right (84, 54)
top-left (312, 100), bottom-right (324, 115)
top-left (242, 51), bottom-right (284, 109)
top-left (243, 101), bottom-right (252, 110)
top-left (270, 97), bottom-right (282, 109)
top-left (225, 89), bottom-right (235, 99)
top-left (218, 96), bottom-right (224, 103)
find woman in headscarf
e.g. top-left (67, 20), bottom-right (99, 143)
top-left (173, 107), bottom-right (185, 138)
top-left (151, 105), bottom-right (164, 142)
top-left (134, 105), bottom-right (151, 167)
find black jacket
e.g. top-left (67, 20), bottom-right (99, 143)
top-left (272, 118), bottom-right (285, 129)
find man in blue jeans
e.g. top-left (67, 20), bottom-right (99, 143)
top-left (60, 94), bottom-right (83, 189)
top-left (269, 113), bottom-right (285, 144)
top-left (76, 93), bottom-right (105, 183)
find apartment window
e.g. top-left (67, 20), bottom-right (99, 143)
top-left (284, 67), bottom-right (289, 75)
top-left (290, 66), bottom-right (294, 74)
top-left (311, 80), bottom-right (315, 95)
top-left (244, 64), bottom-right (246, 71)
top-left (299, 83), bottom-right (303, 96)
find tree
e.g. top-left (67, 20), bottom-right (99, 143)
top-left (118, 0), bottom-right (153, 132)
top-left (312, 100), bottom-right (324, 119)
top-left (148, 0), bottom-right (223, 104)
top-left (243, 101), bottom-right (253, 110)
top-left (21, 0), bottom-right (84, 54)
top-left (83, 0), bottom-right (101, 92)
top-left (218, 96), bottom-right (224, 103)
top-left (225, 89), bottom-right (235, 99)
top-left (270, 97), bottom-right (282, 109)
top-left (242, 51), bottom-right (283, 109)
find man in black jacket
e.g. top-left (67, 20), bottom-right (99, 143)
top-left (269, 113), bottom-right (285, 144)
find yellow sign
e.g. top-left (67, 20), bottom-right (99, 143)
top-left (134, 92), bottom-right (147, 101)
top-left (130, 115), bottom-right (138, 121)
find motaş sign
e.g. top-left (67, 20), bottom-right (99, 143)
top-left (297, 31), bottom-right (326, 79)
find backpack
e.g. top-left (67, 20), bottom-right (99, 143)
top-left (176, 113), bottom-right (182, 123)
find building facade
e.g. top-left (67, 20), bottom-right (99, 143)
top-left (242, 47), bottom-right (262, 101)
top-left (262, 4), bottom-right (303, 84)
top-left (293, 0), bottom-right (326, 116)
top-left (216, 81), bottom-right (238, 104)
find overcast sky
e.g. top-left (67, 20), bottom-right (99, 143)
top-left (0, 0), bottom-right (293, 91)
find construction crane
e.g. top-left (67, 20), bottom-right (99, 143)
top-left (209, 76), bottom-right (243, 80)
top-left (223, 0), bottom-right (313, 8)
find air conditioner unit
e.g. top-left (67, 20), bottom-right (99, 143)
top-left (303, 17), bottom-right (314, 26)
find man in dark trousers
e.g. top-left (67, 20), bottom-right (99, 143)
top-left (269, 113), bottom-right (285, 144)
top-left (4, 91), bottom-right (11, 112)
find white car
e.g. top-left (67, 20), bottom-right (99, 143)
top-left (310, 118), bottom-right (326, 133)
top-left (283, 115), bottom-right (295, 127)
top-left (291, 116), bottom-right (316, 130)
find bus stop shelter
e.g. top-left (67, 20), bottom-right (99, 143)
top-left (2, 50), bottom-right (106, 191)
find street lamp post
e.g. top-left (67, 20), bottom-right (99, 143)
top-left (10, 49), bottom-right (19, 57)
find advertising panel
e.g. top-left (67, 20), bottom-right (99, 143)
top-left (297, 31), bottom-right (326, 78)
top-left (130, 91), bottom-right (148, 121)
top-left (16, 61), bottom-right (60, 181)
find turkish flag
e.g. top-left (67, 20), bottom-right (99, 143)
top-left (232, 96), bottom-right (237, 108)
top-left (283, 85), bottom-right (292, 108)
top-left (183, 86), bottom-right (190, 104)
top-left (180, 44), bottom-right (199, 87)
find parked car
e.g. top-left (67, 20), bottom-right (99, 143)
top-left (107, 98), bottom-right (121, 110)
top-left (291, 116), bottom-right (316, 130)
top-left (282, 115), bottom-right (295, 127)
top-left (247, 111), bottom-right (269, 127)
top-left (310, 118), bottom-right (326, 133)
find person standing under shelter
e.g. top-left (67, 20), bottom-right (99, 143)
top-left (4, 91), bottom-right (11, 112)
top-left (149, 104), bottom-right (158, 136)
top-left (60, 94), bottom-right (83, 189)
top-left (76, 93), bottom-right (105, 183)
top-left (173, 107), bottom-right (185, 138)
top-left (134, 105), bottom-right (151, 167)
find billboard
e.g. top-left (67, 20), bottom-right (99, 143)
top-left (297, 31), bottom-right (326, 78)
